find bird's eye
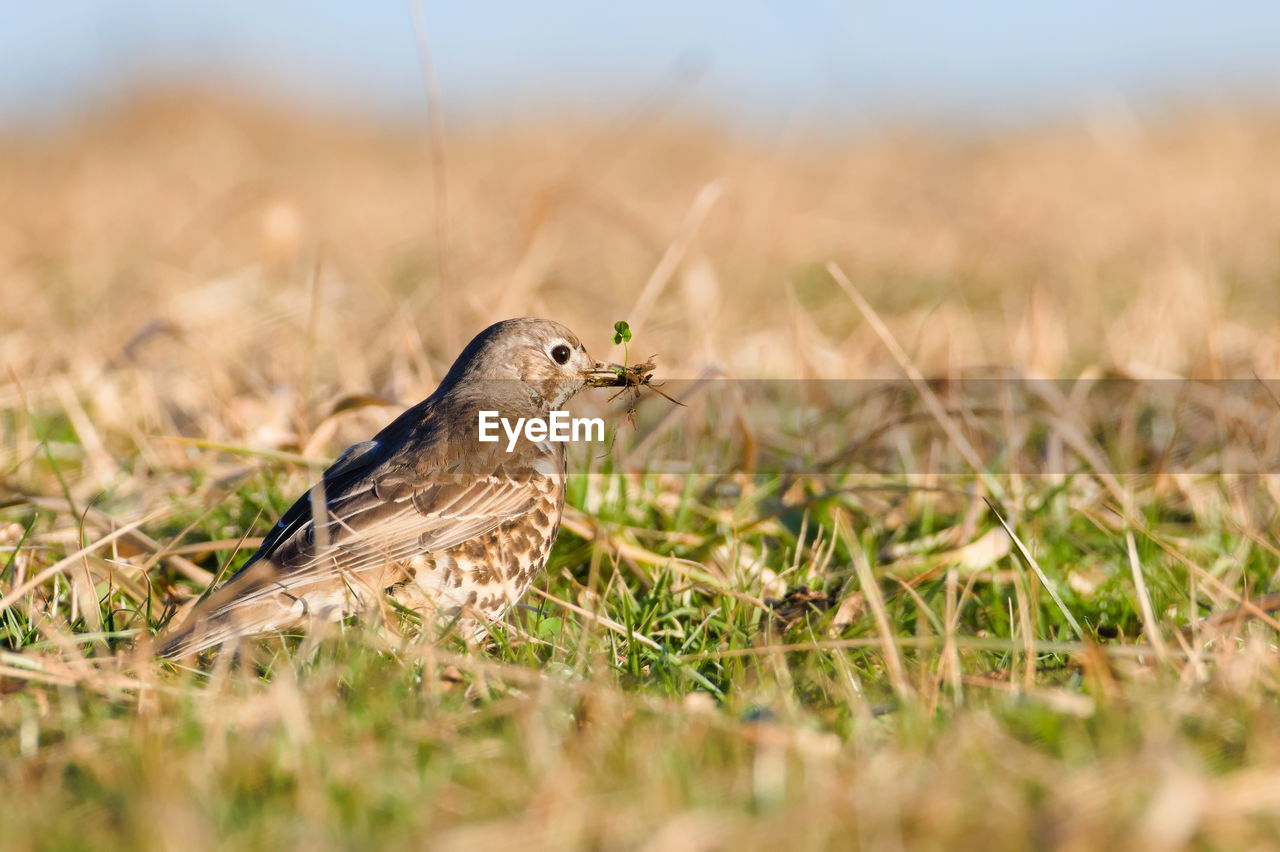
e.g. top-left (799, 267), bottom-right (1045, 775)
top-left (550, 344), bottom-right (571, 365)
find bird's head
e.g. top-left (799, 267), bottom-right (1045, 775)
top-left (439, 317), bottom-right (625, 415)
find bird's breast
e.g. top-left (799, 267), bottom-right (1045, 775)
top-left (398, 466), bottom-right (566, 633)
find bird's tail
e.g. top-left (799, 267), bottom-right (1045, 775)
top-left (157, 559), bottom-right (310, 658)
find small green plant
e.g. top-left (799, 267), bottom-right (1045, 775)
top-left (611, 319), bottom-right (632, 346)
top-left (612, 320), bottom-right (632, 371)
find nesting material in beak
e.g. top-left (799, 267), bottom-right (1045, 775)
top-left (582, 358), bottom-right (684, 406)
top-left (582, 361), bottom-right (631, 388)
top-left (583, 359), bottom-right (660, 389)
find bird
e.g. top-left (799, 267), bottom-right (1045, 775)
top-left (158, 317), bottom-right (624, 658)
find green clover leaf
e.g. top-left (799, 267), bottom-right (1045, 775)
top-left (612, 320), bottom-right (632, 346)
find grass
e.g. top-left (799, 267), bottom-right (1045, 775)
top-left (2, 94), bottom-right (1280, 849)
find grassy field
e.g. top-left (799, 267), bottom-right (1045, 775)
top-left (2, 95), bottom-right (1280, 850)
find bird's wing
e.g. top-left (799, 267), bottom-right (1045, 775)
top-left (248, 438), bottom-right (383, 566)
top-left (229, 441), bottom-right (541, 598)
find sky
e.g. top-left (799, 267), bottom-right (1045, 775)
top-left (1, 1), bottom-right (1278, 129)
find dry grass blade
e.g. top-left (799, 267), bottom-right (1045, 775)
top-left (0, 512), bottom-right (166, 611)
top-left (827, 261), bottom-right (1008, 502)
top-left (985, 499), bottom-right (1084, 639)
top-left (1126, 530), bottom-right (1171, 665)
top-left (1185, 591), bottom-right (1280, 636)
top-left (675, 635), bottom-right (1174, 663)
top-left (150, 435), bottom-right (331, 468)
top-left (11, 495), bottom-right (213, 585)
top-left (559, 507), bottom-right (763, 607)
top-left (0, 662), bottom-right (77, 687)
top-left (163, 537), bottom-right (267, 556)
top-left (526, 586), bottom-right (662, 651)
top-left (629, 179), bottom-right (724, 330)
top-left (840, 515), bottom-right (911, 699)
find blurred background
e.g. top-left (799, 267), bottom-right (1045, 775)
top-left (4, 1), bottom-right (1280, 129)
top-left (2, 1), bottom-right (1279, 467)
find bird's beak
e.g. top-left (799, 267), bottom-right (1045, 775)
top-left (582, 361), bottom-right (628, 388)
